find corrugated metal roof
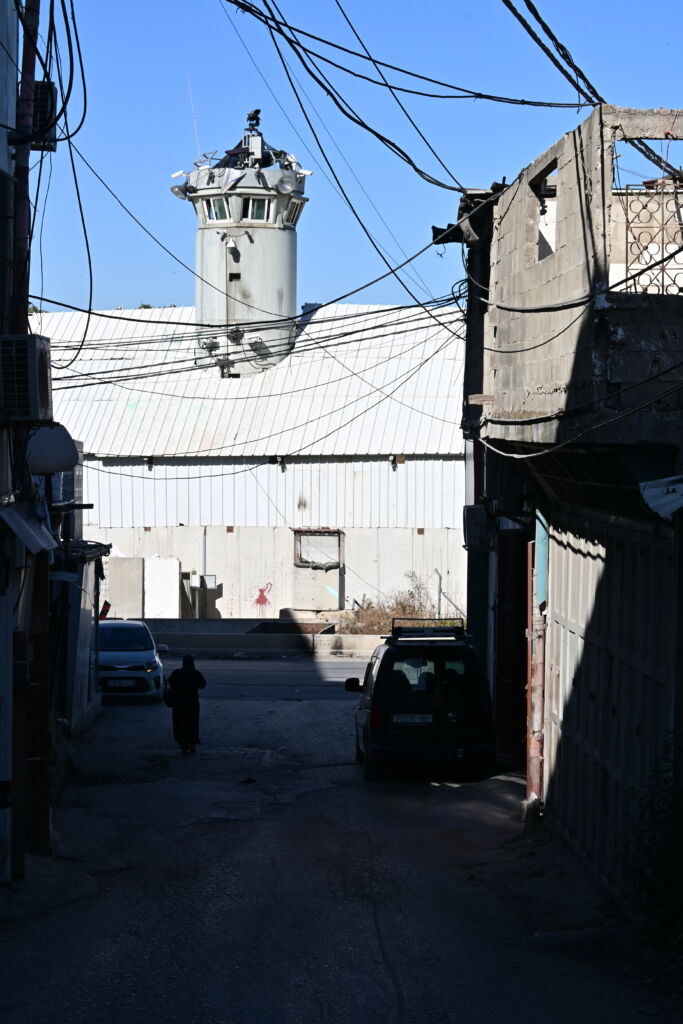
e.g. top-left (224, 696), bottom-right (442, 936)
top-left (36, 302), bottom-right (465, 458)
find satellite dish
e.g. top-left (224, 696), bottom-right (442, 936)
top-left (277, 170), bottom-right (298, 195)
top-left (27, 424), bottom-right (78, 473)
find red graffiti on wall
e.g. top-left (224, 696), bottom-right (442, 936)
top-left (254, 582), bottom-right (273, 617)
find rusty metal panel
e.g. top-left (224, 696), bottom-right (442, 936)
top-left (544, 511), bottom-right (675, 888)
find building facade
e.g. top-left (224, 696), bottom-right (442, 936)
top-left (1, 6), bottom-right (107, 882)
top-left (41, 301), bottom-right (467, 619)
top-left (459, 105), bottom-right (683, 896)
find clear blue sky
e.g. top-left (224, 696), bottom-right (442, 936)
top-left (30, 0), bottom-right (683, 313)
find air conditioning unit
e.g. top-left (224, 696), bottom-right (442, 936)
top-left (0, 335), bottom-right (53, 423)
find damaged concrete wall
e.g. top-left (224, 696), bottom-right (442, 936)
top-left (479, 105), bottom-right (683, 448)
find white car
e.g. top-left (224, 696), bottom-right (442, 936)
top-left (98, 620), bottom-right (168, 702)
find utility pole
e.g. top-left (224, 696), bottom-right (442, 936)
top-left (13, 0), bottom-right (40, 335)
top-left (10, 0), bottom-right (51, 873)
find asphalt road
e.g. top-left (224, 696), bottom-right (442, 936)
top-left (0, 658), bottom-right (676, 1023)
top-left (160, 656), bottom-right (368, 701)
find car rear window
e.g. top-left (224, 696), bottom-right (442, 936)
top-left (99, 624), bottom-right (153, 652)
top-left (375, 647), bottom-right (488, 713)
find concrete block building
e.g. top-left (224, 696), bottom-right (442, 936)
top-left (458, 105), bottom-right (683, 897)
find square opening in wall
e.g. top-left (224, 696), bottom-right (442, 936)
top-left (530, 161), bottom-right (558, 261)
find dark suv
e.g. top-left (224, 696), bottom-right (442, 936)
top-left (345, 620), bottom-right (494, 779)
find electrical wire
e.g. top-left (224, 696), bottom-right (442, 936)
top-left (331, 0), bottom-right (462, 190)
top-left (13, 0), bottom-right (52, 80)
top-left (49, 20), bottom-right (91, 369)
top-left (50, 310), bottom-right (462, 404)
top-left (247, 467), bottom-right (390, 600)
top-left (223, 1), bottom-right (594, 109)
top-left (80, 322), bottom-right (461, 473)
top-left (68, 142), bottom-right (292, 322)
top-left (218, 0), bottom-right (434, 298)
top-left (265, 35), bottom-right (436, 298)
top-left (49, 0), bottom-right (88, 142)
top-left (77, 321), bottom-right (461, 457)
top-left (28, 150), bottom-right (47, 245)
top-left (261, 0), bottom-right (465, 194)
top-left (36, 289), bottom-right (456, 339)
top-left (69, 141), bottom-right (448, 320)
top-left (483, 348), bottom-right (683, 428)
top-left (478, 373), bottom-right (683, 460)
top-left (11, 0), bottom-right (76, 146)
top-left (483, 292), bottom-right (592, 314)
top-left (293, 315), bottom-right (465, 430)
top-left (30, 187), bottom-right (493, 330)
top-left (500, 0), bottom-right (681, 179)
top-left (47, 304), bottom-right (463, 375)
top-left (609, 243), bottom-right (683, 292)
top-left (262, 16), bottom-right (468, 357)
top-left (34, 152), bottom-right (53, 321)
top-left (0, 30), bottom-right (20, 72)
top-left (48, 313), bottom-right (462, 382)
top-left (48, 304), bottom-right (463, 364)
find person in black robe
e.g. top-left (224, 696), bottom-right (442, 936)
top-left (167, 655), bottom-right (206, 755)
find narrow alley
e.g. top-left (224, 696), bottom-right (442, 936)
top-left (0, 659), bottom-right (676, 1023)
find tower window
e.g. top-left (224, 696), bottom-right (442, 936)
top-left (204, 197), bottom-right (230, 222)
top-left (241, 196), bottom-right (272, 222)
top-left (284, 199), bottom-right (303, 226)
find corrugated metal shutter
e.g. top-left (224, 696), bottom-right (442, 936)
top-left (544, 511), bottom-right (675, 890)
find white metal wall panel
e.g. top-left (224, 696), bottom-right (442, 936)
top-left (144, 558), bottom-right (181, 618)
top-left (40, 303), bottom-right (465, 460)
top-left (544, 512), bottom-right (675, 890)
top-left (83, 457), bottom-right (464, 530)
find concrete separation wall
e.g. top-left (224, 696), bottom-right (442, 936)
top-left (94, 523), bottom-right (467, 620)
top-left (145, 618), bottom-right (381, 659)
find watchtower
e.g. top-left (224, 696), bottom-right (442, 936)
top-left (171, 110), bottom-right (310, 376)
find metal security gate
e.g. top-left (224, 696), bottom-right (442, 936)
top-left (544, 510), bottom-right (675, 889)
top-left (623, 184), bottom-right (683, 295)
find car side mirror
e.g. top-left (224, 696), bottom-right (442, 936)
top-left (157, 644), bottom-right (169, 654)
top-left (345, 677), bottom-right (361, 692)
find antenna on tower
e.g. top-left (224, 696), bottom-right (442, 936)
top-left (186, 70), bottom-right (201, 159)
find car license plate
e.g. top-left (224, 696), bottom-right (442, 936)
top-left (393, 713), bottom-right (432, 723)
top-left (106, 680), bottom-right (133, 688)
